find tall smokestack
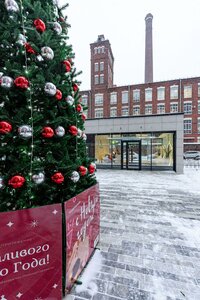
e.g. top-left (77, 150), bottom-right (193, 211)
top-left (145, 13), bottom-right (153, 83)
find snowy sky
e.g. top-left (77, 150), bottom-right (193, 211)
top-left (58, 0), bottom-right (200, 90)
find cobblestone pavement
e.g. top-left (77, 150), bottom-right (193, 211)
top-left (66, 169), bottom-right (200, 300)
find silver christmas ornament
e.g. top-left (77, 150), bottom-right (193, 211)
top-left (32, 172), bottom-right (45, 184)
top-left (70, 171), bottom-right (80, 183)
top-left (53, 22), bottom-right (62, 35)
top-left (41, 47), bottom-right (54, 60)
top-left (44, 82), bottom-right (57, 96)
top-left (18, 125), bottom-right (32, 138)
top-left (55, 126), bottom-right (65, 137)
top-left (17, 34), bottom-right (27, 46)
top-left (77, 129), bottom-right (82, 138)
top-left (36, 55), bottom-right (44, 62)
top-left (5, 0), bottom-right (19, 13)
top-left (0, 76), bottom-right (13, 88)
top-left (82, 132), bottom-right (87, 141)
top-left (66, 95), bottom-right (74, 106)
top-left (0, 176), bottom-right (4, 189)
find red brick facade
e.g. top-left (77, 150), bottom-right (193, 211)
top-left (80, 36), bottom-right (200, 150)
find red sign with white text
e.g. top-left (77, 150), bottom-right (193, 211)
top-left (65, 184), bottom-right (100, 292)
top-left (0, 204), bottom-right (62, 300)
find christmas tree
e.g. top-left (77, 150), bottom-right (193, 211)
top-left (0, 0), bottom-right (96, 212)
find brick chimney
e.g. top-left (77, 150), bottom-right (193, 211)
top-left (145, 13), bottom-right (153, 83)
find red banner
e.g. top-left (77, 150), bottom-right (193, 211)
top-left (0, 204), bottom-right (62, 299)
top-left (65, 184), bottom-right (100, 293)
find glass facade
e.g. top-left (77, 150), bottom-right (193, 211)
top-left (87, 132), bottom-right (175, 171)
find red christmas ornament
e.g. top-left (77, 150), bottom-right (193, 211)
top-left (78, 166), bottom-right (87, 176)
top-left (9, 175), bottom-right (25, 189)
top-left (76, 104), bottom-right (83, 113)
top-left (42, 127), bottom-right (54, 138)
top-left (0, 121), bottom-right (12, 134)
top-left (88, 163), bottom-right (96, 174)
top-left (69, 125), bottom-right (78, 136)
top-left (33, 19), bottom-right (46, 32)
top-left (14, 76), bottom-right (29, 89)
top-left (25, 43), bottom-right (36, 54)
top-left (55, 89), bottom-right (62, 100)
top-left (81, 113), bottom-right (87, 121)
top-left (62, 60), bottom-right (71, 72)
top-left (73, 83), bottom-right (79, 92)
top-left (51, 172), bottom-right (64, 184)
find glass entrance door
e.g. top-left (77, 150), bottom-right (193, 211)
top-left (121, 140), bottom-right (141, 170)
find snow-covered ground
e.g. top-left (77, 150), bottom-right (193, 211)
top-left (66, 168), bottom-right (200, 300)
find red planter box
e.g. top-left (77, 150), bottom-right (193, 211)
top-left (0, 184), bottom-right (100, 299)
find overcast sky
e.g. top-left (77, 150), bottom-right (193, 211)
top-left (59, 0), bottom-right (200, 90)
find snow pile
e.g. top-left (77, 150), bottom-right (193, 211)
top-left (64, 250), bottom-right (103, 299)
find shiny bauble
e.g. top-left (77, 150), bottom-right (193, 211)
top-left (41, 46), bottom-right (54, 60)
top-left (0, 177), bottom-right (4, 189)
top-left (69, 125), bottom-right (78, 136)
top-left (17, 34), bottom-right (27, 46)
top-left (42, 126), bottom-right (54, 138)
top-left (73, 83), bottom-right (79, 92)
top-left (32, 172), bottom-right (45, 184)
top-left (78, 166), bottom-right (87, 176)
top-left (25, 43), bottom-right (36, 54)
top-left (76, 104), bottom-right (83, 113)
top-left (77, 129), bottom-right (82, 138)
top-left (18, 125), bottom-right (32, 138)
top-left (0, 76), bottom-right (13, 89)
top-left (8, 175), bottom-right (25, 189)
top-left (5, 0), bottom-right (19, 13)
top-left (34, 19), bottom-right (46, 32)
top-left (63, 60), bottom-right (71, 72)
top-left (81, 113), bottom-right (87, 121)
top-left (44, 82), bottom-right (57, 96)
top-left (66, 95), bottom-right (74, 106)
top-left (14, 76), bottom-right (29, 89)
top-left (51, 172), bottom-right (64, 184)
top-left (88, 163), bottom-right (96, 174)
top-left (55, 89), bottom-right (62, 100)
top-left (53, 22), bottom-right (62, 35)
top-left (82, 133), bottom-right (87, 141)
top-left (0, 121), bottom-right (12, 134)
top-left (70, 171), bottom-right (80, 183)
top-left (55, 126), bottom-right (65, 137)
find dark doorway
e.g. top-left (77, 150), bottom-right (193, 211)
top-left (121, 140), bottom-right (141, 170)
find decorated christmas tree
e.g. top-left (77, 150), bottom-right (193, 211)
top-left (0, 0), bottom-right (96, 212)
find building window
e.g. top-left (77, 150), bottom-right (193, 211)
top-left (184, 119), bottom-right (192, 134)
top-left (100, 74), bottom-right (104, 84)
top-left (170, 85), bottom-right (178, 99)
top-left (95, 94), bottom-right (103, 106)
top-left (110, 107), bottom-right (117, 117)
top-left (122, 91), bottom-right (128, 104)
top-left (110, 92), bottom-right (117, 104)
top-left (170, 102), bottom-right (178, 113)
top-left (94, 75), bottom-right (99, 85)
top-left (102, 46), bottom-right (105, 53)
top-left (81, 95), bottom-right (88, 106)
top-left (95, 108), bottom-right (103, 118)
top-left (94, 47), bottom-right (97, 54)
top-left (198, 101), bottom-right (200, 114)
top-left (157, 87), bottom-right (165, 100)
top-left (198, 118), bottom-right (200, 134)
top-left (198, 84), bottom-right (200, 98)
top-left (133, 106), bottom-right (140, 115)
top-left (145, 88), bottom-right (152, 101)
top-left (100, 62), bottom-right (104, 71)
top-left (157, 104), bottom-right (165, 114)
top-left (94, 62), bottom-right (99, 72)
top-left (133, 89), bottom-right (140, 102)
top-left (184, 102), bottom-right (192, 115)
top-left (184, 85), bottom-right (192, 99)
top-left (121, 107), bottom-right (129, 116)
top-left (97, 47), bottom-right (101, 54)
top-left (145, 104), bottom-right (152, 114)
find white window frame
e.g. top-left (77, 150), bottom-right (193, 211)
top-left (170, 85), bottom-right (178, 100)
top-left (157, 104), bottom-right (165, 114)
top-left (81, 94), bottom-right (88, 106)
top-left (184, 85), bottom-right (192, 99)
top-left (198, 101), bottom-right (200, 114)
top-left (184, 118), bottom-right (192, 134)
top-left (94, 62), bottom-right (99, 72)
top-left (100, 61), bottom-right (104, 71)
top-left (95, 93), bottom-right (103, 106)
top-left (133, 89), bottom-right (140, 102)
top-left (100, 74), bottom-right (104, 84)
top-left (110, 92), bottom-right (117, 105)
top-left (157, 87), bottom-right (165, 101)
top-left (121, 106), bottom-right (129, 116)
top-left (133, 105), bottom-right (140, 115)
top-left (145, 104), bottom-right (152, 114)
top-left (95, 108), bottom-right (103, 118)
top-left (145, 88), bottom-right (152, 101)
top-left (94, 75), bottom-right (99, 85)
top-left (184, 101), bottom-right (192, 115)
top-left (110, 107), bottom-right (117, 117)
top-left (94, 47), bottom-right (97, 54)
top-left (170, 102), bottom-right (178, 113)
top-left (122, 91), bottom-right (128, 104)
